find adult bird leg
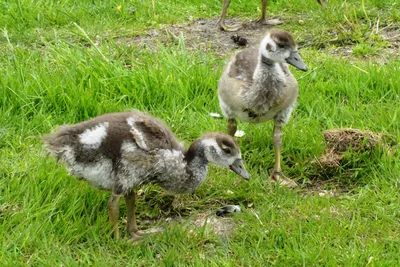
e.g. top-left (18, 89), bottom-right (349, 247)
top-left (217, 0), bottom-right (242, 31)
top-left (270, 123), bottom-right (297, 188)
top-left (317, 0), bottom-right (328, 9)
top-left (227, 118), bottom-right (237, 136)
top-left (108, 193), bottom-right (121, 239)
top-left (256, 0), bottom-right (283, 25)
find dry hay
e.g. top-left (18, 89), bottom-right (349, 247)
top-left (318, 128), bottom-right (383, 168)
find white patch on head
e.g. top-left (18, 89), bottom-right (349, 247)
top-left (201, 138), bottom-right (220, 152)
top-left (79, 122), bottom-right (109, 149)
top-left (259, 34), bottom-right (291, 63)
top-left (126, 117), bottom-right (148, 150)
top-left (201, 138), bottom-right (237, 168)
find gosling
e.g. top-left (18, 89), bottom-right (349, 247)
top-left (218, 29), bottom-right (307, 188)
top-left (43, 111), bottom-right (249, 241)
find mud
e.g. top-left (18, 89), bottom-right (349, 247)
top-left (120, 18), bottom-right (400, 62)
top-left (119, 18), bottom-right (279, 55)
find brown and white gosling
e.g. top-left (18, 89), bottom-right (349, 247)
top-left (218, 29), bottom-right (307, 188)
top-left (43, 111), bottom-right (249, 241)
top-left (218, 0), bottom-right (327, 31)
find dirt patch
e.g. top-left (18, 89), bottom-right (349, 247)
top-left (188, 212), bottom-right (237, 237)
top-left (381, 26), bottom-right (400, 46)
top-left (118, 18), bottom-right (400, 62)
top-left (118, 18), bottom-right (278, 56)
top-left (139, 211), bottom-right (238, 238)
top-left (312, 25), bottom-right (400, 63)
top-left (137, 191), bottom-right (240, 237)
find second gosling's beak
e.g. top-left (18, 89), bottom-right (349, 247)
top-left (286, 50), bottom-right (308, 72)
top-left (230, 159), bottom-right (250, 180)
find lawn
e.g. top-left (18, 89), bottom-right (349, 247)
top-left (1, 0), bottom-right (400, 265)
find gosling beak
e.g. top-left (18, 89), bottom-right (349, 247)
top-left (229, 159), bottom-right (250, 180)
top-left (317, 0), bottom-right (328, 9)
top-left (286, 50), bottom-right (308, 72)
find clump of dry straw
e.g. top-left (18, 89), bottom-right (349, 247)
top-left (318, 128), bottom-right (383, 168)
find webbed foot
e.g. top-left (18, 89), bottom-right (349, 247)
top-left (218, 21), bottom-right (242, 32)
top-left (128, 226), bottom-right (164, 244)
top-left (257, 18), bottom-right (283, 26)
top-left (270, 170), bottom-right (297, 188)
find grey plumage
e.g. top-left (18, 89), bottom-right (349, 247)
top-left (218, 29), bottom-right (308, 188)
top-left (44, 110), bottom-right (249, 240)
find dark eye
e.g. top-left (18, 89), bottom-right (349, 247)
top-left (223, 148), bottom-right (231, 154)
top-left (277, 43), bottom-right (285, 49)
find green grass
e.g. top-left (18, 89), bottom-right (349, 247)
top-left (1, 0), bottom-right (400, 265)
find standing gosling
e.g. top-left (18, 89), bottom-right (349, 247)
top-left (218, 29), bottom-right (307, 188)
top-left (44, 111), bottom-right (249, 241)
top-left (218, 0), bottom-right (327, 31)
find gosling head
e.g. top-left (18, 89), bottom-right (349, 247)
top-left (200, 133), bottom-right (249, 180)
top-left (259, 29), bottom-right (308, 72)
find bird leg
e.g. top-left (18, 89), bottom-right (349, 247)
top-left (217, 0), bottom-right (242, 31)
top-left (317, 0), bottom-right (328, 9)
top-left (125, 190), bottom-right (163, 242)
top-left (108, 193), bottom-right (121, 239)
top-left (227, 118), bottom-right (237, 137)
top-left (256, 0), bottom-right (283, 25)
top-left (270, 123), bottom-right (297, 188)
top-left (124, 190), bottom-right (143, 241)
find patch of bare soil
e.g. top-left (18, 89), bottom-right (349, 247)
top-left (320, 26), bottom-right (400, 63)
top-left (381, 26), bottom-right (400, 45)
top-left (139, 210), bottom-right (238, 238)
top-left (121, 18), bottom-right (400, 62)
top-left (136, 192), bottom-right (240, 237)
top-left (188, 212), bottom-right (236, 237)
top-left (119, 18), bottom-right (278, 56)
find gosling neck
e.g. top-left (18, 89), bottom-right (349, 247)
top-left (183, 140), bottom-right (209, 189)
top-left (251, 54), bottom-right (285, 89)
top-left (260, 56), bottom-right (276, 67)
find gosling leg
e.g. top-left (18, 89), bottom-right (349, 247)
top-left (270, 123), bottom-right (297, 188)
top-left (124, 190), bottom-right (142, 241)
top-left (217, 0), bottom-right (242, 31)
top-left (227, 118), bottom-right (237, 137)
top-left (125, 190), bottom-right (163, 242)
top-left (108, 193), bottom-right (121, 239)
